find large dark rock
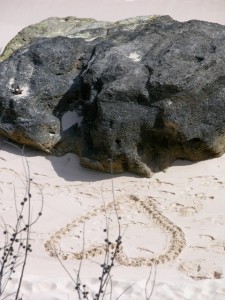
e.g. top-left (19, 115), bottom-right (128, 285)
top-left (1, 16), bottom-right (225, 177)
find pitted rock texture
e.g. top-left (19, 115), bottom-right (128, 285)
top-left (0, 15), bottom-right (225, 177)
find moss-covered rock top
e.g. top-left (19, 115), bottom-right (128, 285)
top-left (0, 15), bottom-right (158, 61)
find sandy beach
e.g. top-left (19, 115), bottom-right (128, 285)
top-left (0, 137), bottom-right (224, 299)
top-left (0, 1), bottom-right (225, 299)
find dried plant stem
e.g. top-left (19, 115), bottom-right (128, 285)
top-left (0, 143), bottom-right (43, 300)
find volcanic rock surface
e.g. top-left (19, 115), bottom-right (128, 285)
top-left (1, 15), bottom-right (225, 177)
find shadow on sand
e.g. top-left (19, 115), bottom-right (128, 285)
top-left (0, 137), bottom-right (139, 182)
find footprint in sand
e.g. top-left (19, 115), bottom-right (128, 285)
top-left (188, 176), bottom-right (225, 188)
top-left (190, 235), bottom-right (225, 256)
top-left (159, 190), bottom-right (176, 195)
top-left (179, 259), bottom-right (223, 280)
top-left (20, 280), bottom-right (33, 292)
top-left (197, 215), bottom-right (225, 225)
top-left (211, 241), bottom-right (225, 253)
top-left (170, 201), bottom-right (202, 217)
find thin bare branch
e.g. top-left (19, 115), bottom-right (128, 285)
top-left (145, 265), bottom-right (157, 300)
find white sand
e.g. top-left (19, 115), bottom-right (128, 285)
top-left (0, 139), bottom-right (224, 299)
top-left (0, 1), bottom-right (225, 299)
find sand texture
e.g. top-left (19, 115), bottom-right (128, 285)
top-left (0, 137), bottom-right (224, 299)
